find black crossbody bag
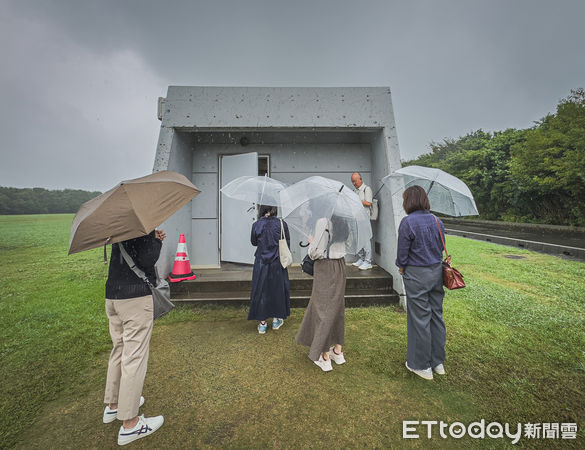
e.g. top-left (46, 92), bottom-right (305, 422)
top-left (118, 243), bottom-right (175, 319)
top-left (300, 229), bottom-right (330, 276)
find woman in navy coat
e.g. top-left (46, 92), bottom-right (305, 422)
top-left (248, 205), bottom-right (291, 334)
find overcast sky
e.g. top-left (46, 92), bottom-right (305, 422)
top-left (1, 0), bottom-right (584, 191)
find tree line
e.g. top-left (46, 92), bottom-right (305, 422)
top-left (0, 187), bottom-right (101, 215)
top-left (404, 88), bottom-right (585, 226)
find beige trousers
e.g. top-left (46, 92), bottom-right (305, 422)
top-left (104, 295), bottom-right (154, 420)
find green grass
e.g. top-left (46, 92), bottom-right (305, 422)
top-left (1, 214), bottom-right (584, 448)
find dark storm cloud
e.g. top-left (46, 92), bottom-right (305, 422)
top-left (1, 0), bottom-right (584, 189)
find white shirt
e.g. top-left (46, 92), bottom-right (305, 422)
top-left (353, 183), bottom-right (373, 215)
top-left (353, 183), bottom-right (374, 205)
top-left (308, 218), bottom-right (346, 260)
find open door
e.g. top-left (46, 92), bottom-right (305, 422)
top-left (220, 152), bottom-right (258, 264)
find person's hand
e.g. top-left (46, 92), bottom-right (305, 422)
top-left (155, 229), bottom-right (166, 241)
top-left (399, 267), bottom-right (404, 275)
top-left (307, 235), bottom-right (313, 244)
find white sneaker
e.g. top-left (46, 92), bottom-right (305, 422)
top-left (359, 261), bottom-right (373, 270)
top-left (352, 258), bottom-right (364, 267)
top-left (118, 414), bottom-right (164, 446)
top-left (433, 364), bottom-right (446, 375)
top-left (312, 355), bottom-right (333, 372)
top-left (103, 396), bottom-right (145, 424)
top-left (406, 362), bottom-right (433, 380)
top-left (329, 347), bottom-right (346, 365)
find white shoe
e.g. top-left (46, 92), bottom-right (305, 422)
top-left (118, 414), bottom-right (164, 446)
top-left (359, 261), bottom-right (373, 270)
top-left (103, 396), bottom-right (145, 424)
top-left (406, 362), bottom-right (433, 380)
top-left (329, 347), bottom-right (346, 365)
top-left (352, 258), bottom-right (364, 267)
top-left (312, 355), bottom-right (333, 372)
top-left (433, 364), bottom-right (446, 375)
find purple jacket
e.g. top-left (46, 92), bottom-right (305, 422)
top-left (396, 210), bottom-right (445, 268)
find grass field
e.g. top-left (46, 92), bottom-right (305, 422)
top-left (1, 214), bottom-right (584, 448)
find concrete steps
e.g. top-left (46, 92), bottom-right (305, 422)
top-left (170, 264), bottom-right (399, 307)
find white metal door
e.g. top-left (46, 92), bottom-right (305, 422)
top-left (220, 152), bottom-right (258, 264)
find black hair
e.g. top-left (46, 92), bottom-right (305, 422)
top-left (258, 204), bottom-right (278, 218)
top-left (330, 215), bottom-right (350, 243)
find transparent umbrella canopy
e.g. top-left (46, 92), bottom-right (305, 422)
top-left (382, 165), bottom-right (479, 217)
top-left (280, 176), bottom-right (372, 255)
top-left (220, 175), bottom-right (288, 207)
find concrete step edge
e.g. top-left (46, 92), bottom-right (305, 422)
top-left (173, 293), bottom-right (399, 302)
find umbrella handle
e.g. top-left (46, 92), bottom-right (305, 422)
top-left (427, 180), bottom-right (435, 195)
top-left (299, 241), bottom-right (309, 248)
top-left (103, 237), bottom-right (112, 264)
top-left (373, 185), bottom-right (384, 199)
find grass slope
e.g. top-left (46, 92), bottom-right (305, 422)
top-left (0, 214), bottom-right (584, 448)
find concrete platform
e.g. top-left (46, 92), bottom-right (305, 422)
top-left (170, 263), bottom-right (399, 307)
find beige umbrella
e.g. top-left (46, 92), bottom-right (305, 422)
top-left (69, 170), bottom-right (200, 255)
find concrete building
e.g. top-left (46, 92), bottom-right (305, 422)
top-left (153, 86), bottom-right (404, 295)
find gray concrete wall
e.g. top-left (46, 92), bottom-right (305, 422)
top-left (153, 129), bottom-right (193, 277)
top-left (188, 134), bottom-right (373, 265)
top-left (162, 86), bottom-right (395, 129)
top-left (370, 127), bottom-right (405, 302)
top-left (152, 87), bottom-right (403, 295)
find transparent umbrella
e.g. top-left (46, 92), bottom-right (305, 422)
top-left (381, 165), bottom-right (479, 216)
top-left (220, 174), bottom-right (288, 207)
top-left (280, 176), bottom-right (372, 254)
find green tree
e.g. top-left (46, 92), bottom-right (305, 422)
top-left (405, 129), bottom-right (525, 220)
top-left (0, 187), bottom-right (101, 215)
top-left (404, 88), bottom-right (585, 226)
top-left (510, 88), bottom-right (585, 225)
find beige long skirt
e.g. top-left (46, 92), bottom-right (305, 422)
top-left (295, 258), bottom-right (347, 361)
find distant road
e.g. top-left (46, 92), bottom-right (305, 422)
top-left (442, 218), bottom-right (585, 260)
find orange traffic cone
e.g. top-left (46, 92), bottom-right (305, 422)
top-left (168, 234), bottom-right (197, 282)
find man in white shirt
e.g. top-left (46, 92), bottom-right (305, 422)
top-left (351, 172), bottom-right (373, 270)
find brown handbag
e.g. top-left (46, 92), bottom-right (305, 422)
top-left (434, 216), bottom-right (466, 290)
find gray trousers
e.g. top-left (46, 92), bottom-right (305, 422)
top-left (402, 264), bottom-right (446, 370)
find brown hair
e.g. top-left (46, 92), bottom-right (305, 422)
top-left (402, 185), bottom-right (430, 214)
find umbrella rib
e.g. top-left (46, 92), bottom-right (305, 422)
top-left (260, 173), bottom-right (267, 204)
top-left (123, 185), bottom-right (150, 234)
top-left (69, 171), bottom-right (201, 254)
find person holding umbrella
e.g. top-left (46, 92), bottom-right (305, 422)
top-left (382, 165), bottom-right (478, 380)
top-left (295, 214), bottom-right (349, 372)
top-left (396, 185), bottom-right (447, 381)
top-left (103, 229), bottom-right (166, 444)
top-left (280, 176), bottom-right (371, 371)
top-left (68, 171), bottom-right (201, 445)
top-left (248, 205), bottom-right (291, 333)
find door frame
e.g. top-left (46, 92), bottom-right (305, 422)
top-left (217, 152), bottom-right (266, 263)
top-left (258, 154), bottom-right (270, 177)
